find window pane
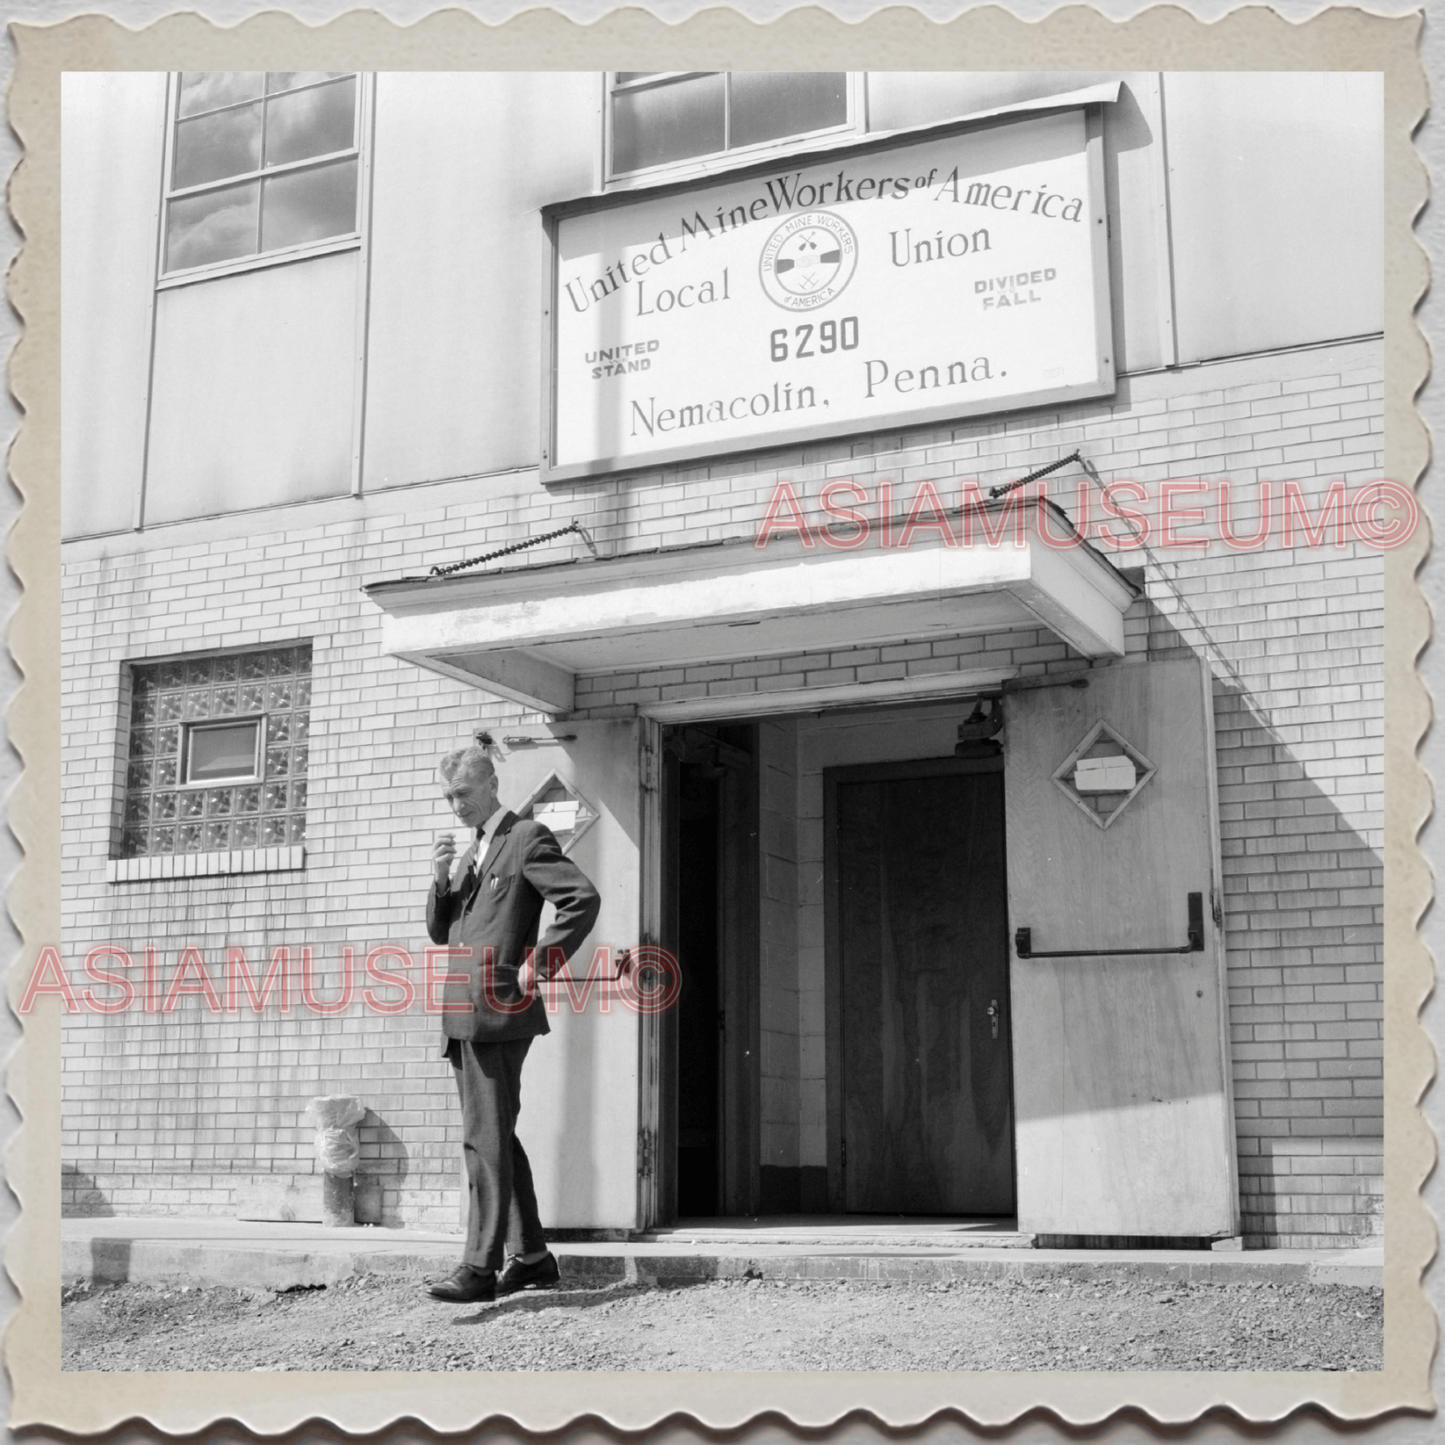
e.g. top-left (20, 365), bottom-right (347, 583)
top-left (260, 157), bottom-right (358, 251)
top-left (178, 72), bottom-right (263, 119)
top-left (730, 72), bottom-right (848, 148)
top-left (612, 72), bottom-right (724, 173)
top-left (267, 71), bottom-right (351, 94)
top-left (187, 721), bottom-right (259, 783)
top-left (166, 181), bottom-right (259, 271)
top-left (264, 77), bottom-right (356, 168)
top-left (173, 103), bottom-right (262, 188)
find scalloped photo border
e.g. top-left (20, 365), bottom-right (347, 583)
top-left (4, 4), bottom-right (1433, 1436)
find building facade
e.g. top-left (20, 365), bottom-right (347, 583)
top-left (59, 71), bottom-right (1386, 1247)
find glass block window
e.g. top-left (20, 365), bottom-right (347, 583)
top-left (121, 644), bottom-right (312, 858)
top-left (162, 72), bottom-right (362, 277)
top-left (608, 73), bottom-right (853, 179)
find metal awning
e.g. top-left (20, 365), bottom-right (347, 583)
top-left (364, 497), bottom-right (1138, 717)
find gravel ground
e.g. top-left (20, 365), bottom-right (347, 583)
top-left (62, 1273), bottom-right (1382, 1372)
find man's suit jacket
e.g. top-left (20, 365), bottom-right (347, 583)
top-left (426, 810), bottom-right (601, 1045)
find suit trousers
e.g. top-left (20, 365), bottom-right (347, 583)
top-left (447, 1036), bottom-right (547, 1272)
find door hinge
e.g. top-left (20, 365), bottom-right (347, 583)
top-left (840, 1139), bottom-right (847, 1169)
top-left (637, 1125), bottom-right (655, 1180)
top-left (640, 742), bottom-right (658, 793)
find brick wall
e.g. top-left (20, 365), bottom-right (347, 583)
top-left (61, 335), bottom-right (1384, 1243)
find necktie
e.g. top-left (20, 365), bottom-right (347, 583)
top-left (453, 831), bottom-right (482, 898)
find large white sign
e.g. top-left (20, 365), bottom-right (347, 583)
top-left (544, 109), bottom-right (1113, 481)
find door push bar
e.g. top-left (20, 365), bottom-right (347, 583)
top-left (1015, 892), bottom-right (1205, 960)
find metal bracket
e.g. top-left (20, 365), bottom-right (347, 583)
top-left (1016, 892), bottom-right (1205, 959)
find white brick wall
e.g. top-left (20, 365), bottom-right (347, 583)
top-left (61, 336), bottom-right (1385, 1242)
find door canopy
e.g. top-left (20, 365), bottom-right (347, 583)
top-left (365, 497), bottom-right (1136, 716)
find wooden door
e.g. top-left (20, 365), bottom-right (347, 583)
top-left (473, 720), bottom-right (649, 1229)
top-left (827, 757), bottom-right (1014, 1215)
top-left (1004, 660), bottom-right (1237, 1237)
top-left (661, 725), bottom-right (759, 1221)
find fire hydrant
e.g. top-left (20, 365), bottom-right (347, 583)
top-left (305, 1095), bottom-right (366, 1227)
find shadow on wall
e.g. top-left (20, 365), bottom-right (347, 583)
top-left (62, 1163), bottom-right (114, 1218)
top-left (1144, 601), bottom-right (1384, 1245)
top-left (358, 1111), bottom-right (411, 1226)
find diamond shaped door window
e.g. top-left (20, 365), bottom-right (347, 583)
top-left (518, 772), bottom-right (598, 853)
top-left (1051, 720), bottom-right (1156, 830)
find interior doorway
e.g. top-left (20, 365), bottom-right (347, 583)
top-left (824, 754), bottom-right (1016, 1215)
top-left (660, 723), bottom-right (760, 1219)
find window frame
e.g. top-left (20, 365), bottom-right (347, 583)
top-left (180, 715), bottom-right (264, 788)
top-left (157, 71), bottom-right (372, 288)
top-left (603, 71), bottom-right (865, 188)
top-left (116, 642), bottom-right (313, 862)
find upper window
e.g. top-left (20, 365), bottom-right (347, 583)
top-left (121, 644), bottom-right (312, 858)
top-left (162, 72), bottom-right (361, 278)
top-left (607, 72), bottom-right (854, 180)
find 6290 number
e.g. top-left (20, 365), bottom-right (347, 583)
top-left (770, 316), bottom-right (859, 362)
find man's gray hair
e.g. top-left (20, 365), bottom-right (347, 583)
top-left (438, 744), bottom-right (496, 785)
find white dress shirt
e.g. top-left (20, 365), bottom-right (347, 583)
top-left (445, 804), bottom-right (508, 894)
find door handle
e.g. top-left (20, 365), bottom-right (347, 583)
top-left (986, 999), bottom-right (999, 1039)
top-left (1015, 892), bottom-right (1205, 959)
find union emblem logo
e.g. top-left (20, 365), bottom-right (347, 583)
top-left (758, 211), bottom-right (858, 312)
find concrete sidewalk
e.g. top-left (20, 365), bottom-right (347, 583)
top-left (61, 1216), bottom-right (1384, 1292)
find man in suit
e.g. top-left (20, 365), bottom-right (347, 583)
top-left (425, 740), bottom-right (601, 1304)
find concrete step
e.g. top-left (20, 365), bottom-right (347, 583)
top-left (634, 1231), bottom-right (1034, 1249)
top-left (61, 1218), bottom-right (1383, 1293)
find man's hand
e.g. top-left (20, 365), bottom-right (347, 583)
top-left (518, 953), bottom-right (541, 999)
top-left (432, 832), bottom-right (457, 889)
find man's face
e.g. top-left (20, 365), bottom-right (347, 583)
top-left (442, 766), bottom-right (500, 830)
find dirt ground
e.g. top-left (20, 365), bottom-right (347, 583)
top-left (62, 1272), bottom-right (1382, 1372)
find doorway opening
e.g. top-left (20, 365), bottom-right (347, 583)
top-left (660, 723), bottom-right (760, 1220)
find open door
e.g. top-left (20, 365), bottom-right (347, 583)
top-left (660, 724), bottom-right (760, 1220)
top-left (475, 720), bottom-right (653, 1231)
top-left (1003, 660), bottom-right (1237, 1238)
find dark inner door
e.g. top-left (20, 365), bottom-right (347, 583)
top-left (665, 724), bottom-right (759, 1219)
top-left (831, 758), bottom-right (1014, 1214)
top-left (675, 765), bottom-right (721, 1214)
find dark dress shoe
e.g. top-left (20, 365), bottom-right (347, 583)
top-left (426, 1265), bottom-right (496, 1303)
top-left (496, 1250), bottom-right (561, 1296)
